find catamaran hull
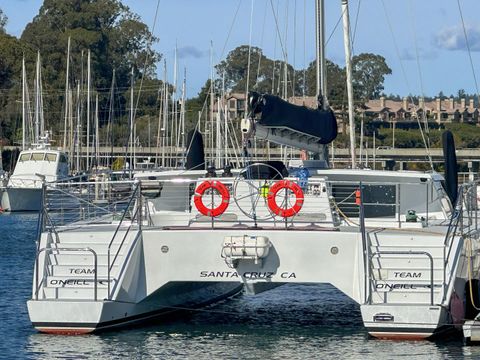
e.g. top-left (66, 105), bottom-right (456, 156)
top-left (28, 281), bottom-right (242, 334)
top-left (1, 187), bottom-right (42, 212)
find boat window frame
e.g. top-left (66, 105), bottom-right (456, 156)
top-left (31, 152), bottom-right (46, 161)
top-left (45, 153), bottom-right (58, 162)
top-left (19, 152), bottom-right (32, 162)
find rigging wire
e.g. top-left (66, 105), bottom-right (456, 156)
top-left (269, 0), bottom-right (288, 67)
top-left (253, 0), bottom-right (269, 90)
top-left (132, 0), bottom-right (162, 122)
top-left (408, 0), bottom-right (432, 153)
top-left (292, 0), bottom-right (297, 97)
top-left (457, 0), bottom-right (480, 98)
top-left (245, 0), bottom-right (255, 114)
top-left (380, 0), bottom-right (434, 170)
top-left (302, 0), bottom-right (306, 98)
top-left (183, 0), bottom-right (243, 163)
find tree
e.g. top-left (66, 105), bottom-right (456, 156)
top-left (352, 53), bottom-right (392, 101)
top-left (302, 59), bottom-right (347, 107)
top-left (0, 8), bottom-right (7, 33)
top-left (0, 32), bottom-right (35, 143)
top-left (215, 45), bottom-right (298, 96)
top-left (19, 0), bottom-right (161, 138)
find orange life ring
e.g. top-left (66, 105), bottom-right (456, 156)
top-left (267, 180), bottom-right (304, 218)
top-left (194, 180), bottom-right (230, 217)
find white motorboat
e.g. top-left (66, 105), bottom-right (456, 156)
top-left (1, 132), bottom-right (69, 212)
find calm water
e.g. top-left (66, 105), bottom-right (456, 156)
top-left (1, 213), bottom-right (480, 359)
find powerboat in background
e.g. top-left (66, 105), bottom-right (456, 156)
top-left (1, 132), bottom-right (69, 212)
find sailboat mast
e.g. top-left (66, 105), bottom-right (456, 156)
top-left (129, 68), bottom-right (134, 170)
top-left (22, 57), bottom-right (26, 151)
top-left (180, 68), bottom-right (186, 150)
top-left (86, 50), bottom-right (91, 171)
top-left (63, 37), bottom-right (71, 150)
top-left (76, 82), bottom-right (80, 173)
top-left (341, 0), bottom-right (356, 168)
top-left (34, 51), bottom-right (41, 144)
top-left (95, 94), bottom-right (99, 168)
top-left (315, 0), bottom-right (327, 108)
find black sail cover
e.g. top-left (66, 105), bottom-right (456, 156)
top-left (185, 129), bottom-right (205, 170)
top-left (249, 92), bottom-right (338, 144)
top-left (442, 130), bottom-right (458, 205)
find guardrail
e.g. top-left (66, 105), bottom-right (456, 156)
top-left (38, 174), bottom-right (449, 232)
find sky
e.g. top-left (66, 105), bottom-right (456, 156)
top-left (2, 0), bottom-right (480, 99)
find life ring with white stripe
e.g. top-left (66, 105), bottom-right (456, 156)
top-left (267, 180), bottom-right (304, 218)
top-left (194, 180), bottom-right (230, 217)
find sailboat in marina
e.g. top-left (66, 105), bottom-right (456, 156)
top-left (1, 53), bottom-right (69, 212)
top-left (26, 0), bottom-right (480, 342)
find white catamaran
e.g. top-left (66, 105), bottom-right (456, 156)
top-left (26, 0), bottom-right (480, 342)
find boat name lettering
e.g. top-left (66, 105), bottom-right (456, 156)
top-left (280, 272), bottom-right (296, 279)
top-left (393, 272), bottom-right (421, 278)
top-left (200, 271), bottom-right (240, 278)
top-left (69, 268), bottom-right (95, 274)
top-left (199, 271), bottom-right (296, 279)
top-left (49, 279), bottom-right (109, 286)
top-left (375, 283), bottom-right (440, 290)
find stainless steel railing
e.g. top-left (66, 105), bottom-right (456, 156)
top-left (107, 181), bottom-right (141, 299)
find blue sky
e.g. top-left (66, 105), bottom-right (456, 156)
top-left (2, 0), bottom-right (480, 99)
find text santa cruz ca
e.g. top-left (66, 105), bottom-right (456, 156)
top-left (200, 271), bottom-right (296, 279)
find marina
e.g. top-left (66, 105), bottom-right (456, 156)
top-left (1, 213), bottom-right (480, 359)
top-left (3, 0), bottom-right (480, 357)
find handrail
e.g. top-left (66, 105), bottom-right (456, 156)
top-left (369, 251), bottom-right (435, 306)
top-left (35, 183), bottom-right (46, 251)
top-left (35, 247), bottom-right (98, 301)
top-left (358, 182), bottom-right (370, 304)
top-left (442, 186), bottom-right (464, 302)
top-left (109, 205), bottom-right (140, 274)
top-left (107, 181), bottom-right (140, 298)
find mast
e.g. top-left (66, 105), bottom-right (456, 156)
top-left (86, 50), bottom-right (91, 171)
top-left (341, 0), bottom-right (356, 168)
top-left (129, 68), bottom-right (134, 170)
top-left (173, 44), bottom-right (178, 166)
top-left (63, 37), bottom-right (71, 150)
top-left (209, 41), bottom-right (214, 167)
top-left (215, 97), bottom-right (221, 169)
top-left (34, 51), bottom-right (41, 145)
top-left (180, 68), bottom-right (186, 150)
top-left (108, 70), bottom-right (116, 168)
top-left (162, 60), bottom-right (167, 168)
top-left (315, 0), bottom-right (327, 108)
top-left (76, 82), bottom-right (80, 173)
top-left (22, 57), bottom-right (26, 150)
top-left (95, 94), bottom-right (99, 169)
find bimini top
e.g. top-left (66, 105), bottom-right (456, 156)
top-left (249, 92), bottom-right (338, 148)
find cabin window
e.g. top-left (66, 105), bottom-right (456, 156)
top-left (19, 153), bottom-right (31, 162)
top-left (332, 184), bottom-right (396, 218)
top-left (362, 185), bottom-right (396, 217)
top-left (45, 153), bottom-right (57, 162)
top-left (59, 154), bottom-right (68, 163)
top-left (31, 153), bottom-right (45, 161)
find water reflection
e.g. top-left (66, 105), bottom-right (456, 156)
top-left (1, 213), bottom-right (473, 359)
top-left (22, 284), bottom-right (470, 359)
